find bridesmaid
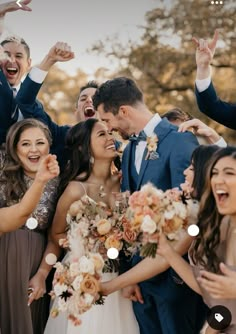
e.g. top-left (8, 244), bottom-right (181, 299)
top-left (0, 119), bottom-right (60, 334)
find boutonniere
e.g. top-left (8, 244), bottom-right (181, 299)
top-left (145, 134), bottom-right (159, 160)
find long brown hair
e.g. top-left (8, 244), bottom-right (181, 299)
top-left (1, 119), bottom-right (52, 203)
top-left (190, 146), bottom-right (236, 272)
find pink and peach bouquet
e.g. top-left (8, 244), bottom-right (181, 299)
top-left (60, 194), bottom-right (130, 269)
top-left (50, 253), bottom-right (105, 326)
top-left (124, 183), bottom-right (199, 257)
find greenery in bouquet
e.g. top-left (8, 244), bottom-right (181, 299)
top-left (125, 183), bottom-right (199, 257)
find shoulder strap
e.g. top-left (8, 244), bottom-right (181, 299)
top-left (78, 182), bottom-right (87, 197)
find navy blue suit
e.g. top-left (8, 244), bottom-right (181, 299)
top-left (0, 70), bottom-right (16, 143)
top-left (0, 72), bottom-right (70, 169)
top-left (121, 118), bottom-right (205, 334)
top-left (195, 81), bottom-right (236, 130)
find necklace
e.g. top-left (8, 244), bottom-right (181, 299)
top-left (86, 182), bottom-right (107, 198)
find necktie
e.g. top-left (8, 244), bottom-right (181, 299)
top-left (12, 87), bottom-right (17, 97)
top-left (129, 130), bottom-right (147, 143)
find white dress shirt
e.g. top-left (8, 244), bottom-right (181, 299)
top-left (195, 76), bottom-right (211, 93)
top-left (135, 113), bottom-right (162, 173)
top-left (195, 75), bottom-right (227, 147)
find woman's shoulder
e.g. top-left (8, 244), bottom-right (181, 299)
top-left (64, 180), bottom-right (87, 199)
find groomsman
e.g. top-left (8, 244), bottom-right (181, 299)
top-left (93, 77), bottom-right (206, 334)
top-left (0, 1), bottom-right (99, 169)
top-left (193, 30), bottom-right (236, 130)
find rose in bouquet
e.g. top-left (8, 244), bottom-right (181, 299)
top-left (50, 252), bottom-right (104, 326)
top-left (124, 183), bottom-right (199, 257)
top-left (61, 194), bottom-right (130, 267)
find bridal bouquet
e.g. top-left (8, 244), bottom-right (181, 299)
top-left (124, 183), bottom-right (199, 257)
top-left (50, 253), bottom-right (104, 326)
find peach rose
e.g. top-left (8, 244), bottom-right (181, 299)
top-left (90, 253), bottom-right (104, 273)
top-left (123, 228), bottom-right (137, 243)
top-left (68, 201), bottom-right (81, 217)
top-left (80, 274), bottom-right (100, 296)
top-left (105, 235), bottom-right (123, 250)
top-left (97, 219), bottom-right (112, 235)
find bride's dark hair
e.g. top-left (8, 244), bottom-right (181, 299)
top-left (59, 118), bottom-right (98, 193)
top-left (190, 146), bottom-right (236, 273)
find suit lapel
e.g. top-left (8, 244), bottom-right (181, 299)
top-left (121, 141), bottom-right (132, 190)
top-left (136, 118), bottom-right (174, 190)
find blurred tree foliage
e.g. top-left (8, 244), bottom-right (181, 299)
top-left (37, 66), bottom-right (88, 126)
top-left (38, 0), bottom-right (235, 143)
top-left (91, 0), bottom-right (236, 143)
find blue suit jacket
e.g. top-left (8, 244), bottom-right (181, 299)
top-left (0, 70), bottom-right (16, 143)
top-left (0, 72), bottom-right (70, 169)
top-left (121, 117), bottom-right (198, 192)
top-left (120, 119), bottom-right (205, 334)
top-left (195, 81), bottom-right (236, 130)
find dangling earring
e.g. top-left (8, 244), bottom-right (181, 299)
top-left (90, 156), bottom-right (94, 164)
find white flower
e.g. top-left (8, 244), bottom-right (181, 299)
top-left (57, 297), bottom-right (68, 312)
top-left (79, 256), bottom-right (95, 275)
top-left (54, 283), bottom-right (68, 296)
top-left (173, 202), bottom-right (187, 219)
top-left (66, 213), bottom-right (71, 224)
top-left (69, 262), bottom-right (80, 277)
top-left (141, 215), bottom-right (157, 234)
top-left (164, 210), bottom-right (175, 220)
top-left (83, 293), bottom-right (94, 305)
top-left (77, 220), bottom-right (90, 237)
top-left (54, 262), bottom-right (64, 273)
top-left (72, 275), bottom-right (83, 290)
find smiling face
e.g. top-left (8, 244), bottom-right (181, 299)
top-left (90, 122), bottom-right (117, 161)
top-left (211, 156), bottom-right (236, 218)
top-left (75, 87), bottom-right (97, 122)
top-left (1, 41), bottom-right (31, 87)
top-left (16, 127), bottom-right (50, 178)
top-left (97, 104), bottom-right (131, 140)
top-left (183, 162), bottom-right (194, 187)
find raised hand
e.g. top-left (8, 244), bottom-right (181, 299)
top-left (193, 30), bottom-right (219, 67)
top-left (35, 154), bottom-right (60, 183)
top-left (0, 0), bottom-right (32, 16)
top-left (39, 42), bottom-right (75, 71)
top-left (197, 263), bottom-right (236, 299)
top-left (178, 118), bottom-right (221, 144)
top-left (193, 30), bottom-right (219, 79)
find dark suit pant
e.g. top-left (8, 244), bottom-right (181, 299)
top-left (132, 271), bottom-right (207, 334)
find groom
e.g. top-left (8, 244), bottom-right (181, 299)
top-left (93, 77), bottom-right (204, 334)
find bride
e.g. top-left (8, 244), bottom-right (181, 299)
top-left (44, 119), bottom-right (139, 334)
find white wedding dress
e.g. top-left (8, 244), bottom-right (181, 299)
top-left (44, 271), bottom-right (139, 334)
top-left (44, 191), bottom-right (139, 334)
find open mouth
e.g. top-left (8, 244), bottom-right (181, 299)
top-left (106, 144), bottom-right (115, 150)
top-left (84, 107), bottom-right (95, 118)
top-left (215, 189), bottom-right (229, 203)
top-left (6, 67), bottom-right (18, 76)
top-left (28, 156), bottom-right (40, 163)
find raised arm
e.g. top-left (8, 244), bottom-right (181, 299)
top-left (0, 154), bottom-right (59, 233)
top-left (101, 231), bottom-right (198, 295)
top-left (178, 118), bottom-right (227, 146)
top-left (193, 30), bottom-right (236, 130)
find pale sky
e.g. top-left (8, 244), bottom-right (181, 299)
top-left (2, 0), bottom-right (159, 76)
